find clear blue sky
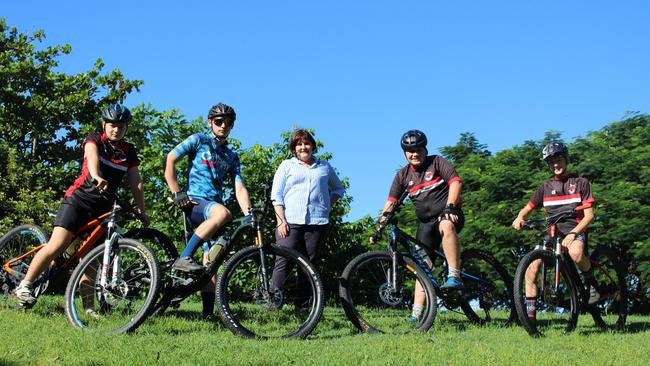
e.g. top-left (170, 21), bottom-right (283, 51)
top-left (5, 1), bottom-right (650, 221)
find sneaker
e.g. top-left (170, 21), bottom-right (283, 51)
top-left (588, 285), bottom-right (601, 305)
top-left (267, 287), bottom-right (284, 310)
top-left (14, 282), bottom-right (36, 308)
top-left (441, 276), bottom-right (464, 289)
top-left (85, 308), bottom-right (101, 319)
top-left (406, 315), bottom-right (419, 322)
top-left (172, 256), bottom-right (204, 273)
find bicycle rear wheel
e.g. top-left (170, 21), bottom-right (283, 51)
top-left (513, 249), bottom-right (579, 336)
top-left (64, 238), bottom-right (160, 334)
top-left (589, 246), bottom-right (627, 330)
top-left (216, 245), bottom-right (324, 339)
top-left (459, 249), bottom-right (515, 325)
top-left (0, 224), bottom-right (49, 305)
top-left (339, 250), bottom-right (437, 334)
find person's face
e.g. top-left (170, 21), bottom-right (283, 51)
top-left (210, 116), bottom-right (234, 139)
top-left (404, 147), bottom-right (427, 167)
top-left (103, 121), bottom-right (127, 142)
top-left (546, 155), bottom-right (567, 175)
top-left (294, 140), bottom-right (314, 162)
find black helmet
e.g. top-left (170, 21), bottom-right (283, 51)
top-left (101, 104), bottom-right (132, 124)
top-left (542, 142), bottom-right (568, 161)
top-left (208, 103), bottom-right (236, 121)
top-left (400, 129), bottom-right (427, 151)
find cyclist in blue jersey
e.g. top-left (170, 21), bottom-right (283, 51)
top-left (164, 102), bottom-right (251, 318)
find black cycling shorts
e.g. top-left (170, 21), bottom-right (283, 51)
top-left (53, 197), bottom-right (111, 233)
top-left (415, 209), bottom-right (465, 252)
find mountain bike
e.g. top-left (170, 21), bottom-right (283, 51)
top-left (61, 200), bottom-right (166, 333)
top-left (512, 207), bottom-right (627, 337)
top-left (146, 201), bottom-right (325, 339)
top-left (339, 190), bottom-right (515, 334)
top-left (0, 200), bottom-right (175, 312)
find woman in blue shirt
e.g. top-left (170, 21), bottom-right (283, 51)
top-left (270, 129), bottom-right (344, 307)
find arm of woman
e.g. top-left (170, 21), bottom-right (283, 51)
top-left (84, 142), bottom-right (108, 191)
top-left (328, 164), bottom-right (344, 206)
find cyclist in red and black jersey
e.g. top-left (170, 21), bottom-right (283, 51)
top-left (371, 129), bottom-right (464, 321)
top-left (14, 104), bottom-right (149, 308)
top-left (512, 142), bottom-right (598, 320)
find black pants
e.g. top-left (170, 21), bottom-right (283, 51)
top-left (271, 224), bottom-right (329, 305)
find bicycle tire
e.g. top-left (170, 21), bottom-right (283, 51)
top-left (513, 249), bottom-right (579, 336)
top-left (216, 244), bottom-right (324, 339)
top-left (459, 248), bottom-right (516, 325)
top-left (123, 228), bottom-right (178, 264)
top-left (64, 238), bottom-right (161, 334)
top-left (0, 224), bottom-right (49, 303)
top-left (339, 250), bottom-right (437, 334)
top-left (589, 246), bottom-right (627, 330)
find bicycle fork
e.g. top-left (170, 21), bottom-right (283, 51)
top-left (99, 220), bottom-right (121, 289)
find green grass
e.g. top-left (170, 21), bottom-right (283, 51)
top-left (1, 295), bottom-right (649, 365)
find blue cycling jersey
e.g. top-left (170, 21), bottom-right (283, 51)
top-left (171, 133), bottom-right (243, 202)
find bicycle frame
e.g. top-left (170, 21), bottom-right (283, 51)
top-left (157, 207), bottom-right (267, 303)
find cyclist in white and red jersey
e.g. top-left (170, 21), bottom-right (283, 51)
top-left (512, 142), bottom-right (598, 321)
top-left (370, 129), bottom-right (464, 321)
top-left (14, 104), bottom-right (149, 308)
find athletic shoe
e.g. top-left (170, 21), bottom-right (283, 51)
top-left (172, 256), bottom-right (204, 273)
top-left (14, 282), bottom-right (36, 308)
top-left (588, 285), bottom-right (601, 305)
top-left (85, 308), bottom-right (101, 319)
top-left (441, 276), bottom-right (464, 289)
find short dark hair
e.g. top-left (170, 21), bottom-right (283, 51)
top-left (289, 129), bottom-right (317, 155)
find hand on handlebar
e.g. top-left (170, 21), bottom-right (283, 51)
top-left (172, 191), bottom-right (192, 209)
top-left (512, 217), bottom-right (526, 231)
top-left (369, 231), bottom-right (382, 244)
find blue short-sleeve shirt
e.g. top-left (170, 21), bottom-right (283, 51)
top-left (171, 133), bottom-right (242, 202)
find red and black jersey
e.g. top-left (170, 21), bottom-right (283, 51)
top-left (64, 132), bottom-right (139, 210)
top-left (528, 174), bottom-right (595, 234)
top-left (388, 155), bottom-right (461, 222)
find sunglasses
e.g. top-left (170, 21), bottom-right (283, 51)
top-left (211, 118), bottom-right (233, 127)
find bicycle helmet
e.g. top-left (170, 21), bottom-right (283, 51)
top-left (400, 129), bottom-right (427, 151)
top-left (208, 103), bottom-right (236, 121)
top-left (101, 104), bottom-right (132, 124)
top-left (542, 142), bottom-right (568, 161)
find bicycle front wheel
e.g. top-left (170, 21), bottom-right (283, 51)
top-left (0, 224), bottom-right (49, 304)
top-left (589, 246), bottom-right (627, 330)
top-left (64, 238), bottom-right (161, 334)
top-left (513, 249), bottom-right (579, 336)
top-left (339, 250), bottom-right (437, 334)
top-left (216, 245), bottom-right (324, 339)
top-left (459, 249), bottom-right (515, 325)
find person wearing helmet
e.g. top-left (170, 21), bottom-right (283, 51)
top-left (164, 102), bottom-right (251, 318)
top-left (14, 104), bottom-right (149, 308)
top-left (512, 142), bottom-right (598, 321)
top-left (370, 129), bottom-right (465, 321)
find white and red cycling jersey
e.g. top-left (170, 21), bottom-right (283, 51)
top-left (528, 174), bottom-right (595, 234)
top-left (387, 155), bottom-right (461, 222)
top-left (65, 132), bottom-right (139, 210)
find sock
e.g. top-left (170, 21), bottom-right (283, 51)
top-left (19, 279), bottom-right (33, 288)
top-left (202, 292), bottom-right (215, 318)
top-left (448, 267), bottom-right (460, 278)
top-left (411, 305), bottom-right (424, 319)
top-left (526, 297), bottom-right (537, 319)
top-left (181, 233), bottom-right (205, 258)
